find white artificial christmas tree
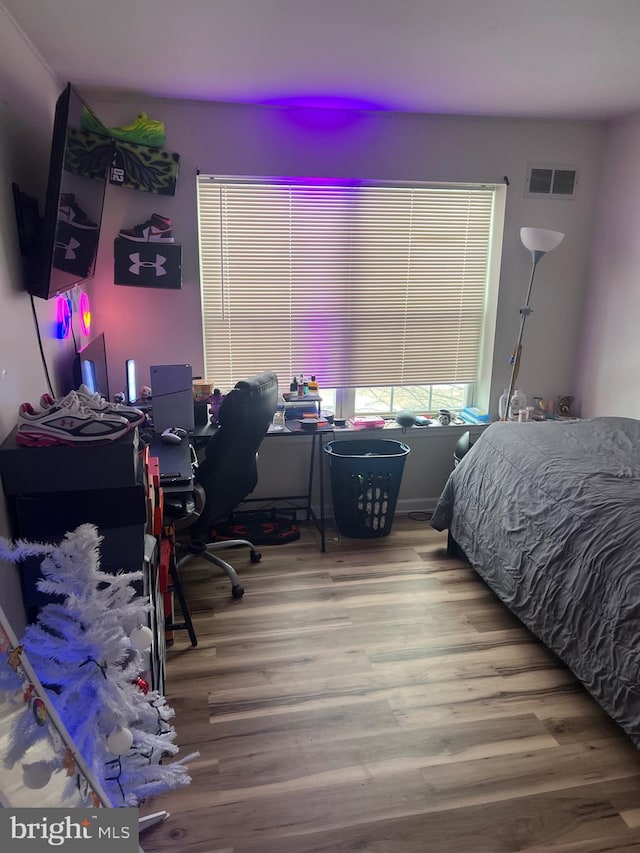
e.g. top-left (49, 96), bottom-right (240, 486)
top-left (0, 523), bottom-right (195, 806)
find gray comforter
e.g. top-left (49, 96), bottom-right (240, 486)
top-left (432, 416), bottom-right (640, 747)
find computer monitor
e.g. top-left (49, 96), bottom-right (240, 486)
top-left (76, 333), bottom-right (109, 400)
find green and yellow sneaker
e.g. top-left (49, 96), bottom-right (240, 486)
top-left (80, 107), bottom-right (166, 149)
top-left (110, 113), bottom-right (166, 149)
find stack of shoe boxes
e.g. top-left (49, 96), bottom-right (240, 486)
top-left (0, 428), bottom-right (165, 691)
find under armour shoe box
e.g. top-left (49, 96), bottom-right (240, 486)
top-left (114, 238), bottom-right (182, 289)
top-left (109, 140), bottom-right (180, 196)
top-left (0, 427), bottom-right (141, 495)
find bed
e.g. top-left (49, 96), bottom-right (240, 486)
top-left (431, 416), bottom-right (640, 747)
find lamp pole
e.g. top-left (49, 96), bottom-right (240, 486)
top-left (504, 253), bottom-right (540, 422)
top-left (503, 228), bottom-right (565, 422)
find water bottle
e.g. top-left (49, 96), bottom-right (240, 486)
top-left (272, 395), bottom-right (286, 430)
top-left (510, 389), bottom-right (527, 421)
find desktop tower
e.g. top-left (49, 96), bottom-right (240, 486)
top-left (149, 364), bottom-right (195, 433)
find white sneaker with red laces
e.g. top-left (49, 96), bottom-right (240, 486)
top-left (119, 214), bottom-right (174, 243)
top-left (41, 386), bottom-right (145, 427)
top-left (17, 395), bottom-right (130, 447)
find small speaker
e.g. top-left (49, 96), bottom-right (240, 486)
top-left (194, 400), bottom-right (209, 426)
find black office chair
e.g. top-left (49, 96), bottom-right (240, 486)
top-left (163, 371), bottom-right (278, 631)
top-left (453, 430), bottom-right (474, 466)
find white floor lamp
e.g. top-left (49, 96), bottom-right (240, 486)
top-left (504, 227), bottom-right (565, 421)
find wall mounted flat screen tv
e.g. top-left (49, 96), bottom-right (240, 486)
top-left (13, 83), bottom-right (110, 300)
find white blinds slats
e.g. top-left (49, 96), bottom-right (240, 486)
top-left (197, 177), bottom-right (495, 391)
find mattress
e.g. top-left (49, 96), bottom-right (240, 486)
top-left (432, 416), bottom-right (640, 746)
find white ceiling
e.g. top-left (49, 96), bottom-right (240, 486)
top-left (4, 0), bottom-right (640, 121)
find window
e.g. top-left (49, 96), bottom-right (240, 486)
top-left (318, 385), bottom-right (469, 418)
top-left (197, 176), bottom-right (502, 411)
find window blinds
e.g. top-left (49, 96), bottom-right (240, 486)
top-left (197, 176), bottom-right (496, 392)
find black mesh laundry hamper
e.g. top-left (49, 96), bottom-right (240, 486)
top-left (324, 439), bottom-right (411, 538)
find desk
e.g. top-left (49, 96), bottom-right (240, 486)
top-left (266, 422), bottom-right (334, 552)
top-left (190, 421), bottom-right (333, 552)
top-left (148, 434), bottom-right (195, 493)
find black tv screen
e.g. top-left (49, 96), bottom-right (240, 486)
top-left (17, 83), bottom-right (110, 300)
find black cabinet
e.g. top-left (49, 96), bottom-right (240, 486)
top-left (0, 428), bottom-right (165, 692)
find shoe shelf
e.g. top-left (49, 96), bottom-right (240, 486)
top-left (109, 140), bottom-right (180, 196)
top-left (80, 107), bottom-right (178, 196)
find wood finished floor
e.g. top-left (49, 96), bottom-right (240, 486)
top-left (140, 517), bottom-right (640, 853)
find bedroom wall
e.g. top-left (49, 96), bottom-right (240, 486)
top-left (575, 112), bottom-right (640, 419)
top-left (87, 94), bottom-right (604, 425)
top-left (82, 94), bottom-right (605, 507)
top-left (0, 6), bottom-right (71, 633)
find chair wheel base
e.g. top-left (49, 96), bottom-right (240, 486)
top-left (250, 551), bottom-right (262, 563)
top-left (232, 585), bottom-right (245, 599)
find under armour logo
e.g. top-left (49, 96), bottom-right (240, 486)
top-left (59, 419), bottom-right (76, 428)
top-left (55, 237), bottom-right (80, 260)
top-left (128, 253), bottom-right (167, 276)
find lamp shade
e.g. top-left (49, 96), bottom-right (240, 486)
top-left (520, 227), bottom-right (565, 254)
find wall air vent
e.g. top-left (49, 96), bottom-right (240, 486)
top-left (525, 164), bottom-right (578, 199)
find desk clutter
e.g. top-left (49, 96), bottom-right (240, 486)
top-left (285, 374), bottom-right (320, 398)
top-left (192, 373), bottom-right (328, 430)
